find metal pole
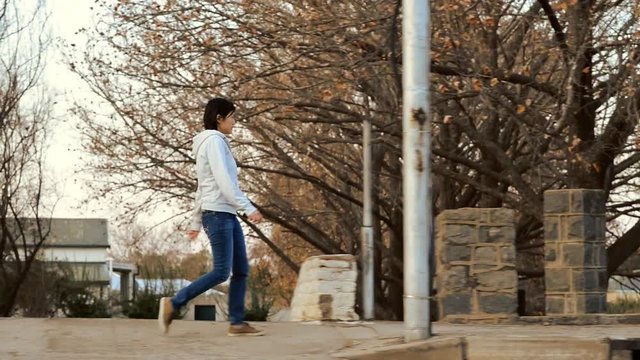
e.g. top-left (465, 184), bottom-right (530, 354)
top-left (361, 117), bottom-right (374, 320)
top-left (402, 0), bottom-right (431, 342)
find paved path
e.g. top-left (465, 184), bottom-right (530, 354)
top-left (1, 318), bottom-right (639, 359)
top-left (0, 318), bottom-right (402, 359)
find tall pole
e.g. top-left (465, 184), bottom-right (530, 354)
top-left (361, 117), bottom-right (374, 320)
top-left (402, 0), bottom-right (431, 342)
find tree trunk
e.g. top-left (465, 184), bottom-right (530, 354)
top-left (607, 220), bottom-right (640, 276)
top-left (0, 275), bottom-right (20, 317)
top-left (372, 143), bottom-right (384, 319)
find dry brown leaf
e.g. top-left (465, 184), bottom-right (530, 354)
top-left (553, 2), bottom-right (568, 11)
top-left (592, 162), bottom-right (601, 173)
top-left (572, 137), bottom-right (582, 147)
top-left (483, 17), bottom-right (496, 27)
top-left (568, 137), bottom-right (582, 153)
top-left (321, 89), bottom-right (333, 101)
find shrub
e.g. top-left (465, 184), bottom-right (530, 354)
top-left (608, 297), bottom-right (640, 314)
top-left (58, 287), bottom-right (110, 318)
top-left (122, 290), bottom-right (165, 319)
top-left (11, 261), bottom-right (111, 318)
top-left (123, 266), bottom-right (179, 319)
top-left (13, 261), bottom-right (64, 317)
top-left (244, 265), bottom-right (275, 321)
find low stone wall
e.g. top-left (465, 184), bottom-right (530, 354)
top-left (184, 294), bottom-right (227, 321)
top-left (435, 208), bottom-right (518, 322)
top-left (290, 254), bottom-right (359, 321)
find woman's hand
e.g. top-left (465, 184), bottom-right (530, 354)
top-left (187, 230), bottom-right (199, 240)
top-left (248, 210), bottom-right (263, 223)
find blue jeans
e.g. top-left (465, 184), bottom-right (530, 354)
top-left (172, 211), bottom-right (248, 325)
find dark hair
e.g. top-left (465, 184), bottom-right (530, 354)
top-left (203, 98), bottom-right (236, 130)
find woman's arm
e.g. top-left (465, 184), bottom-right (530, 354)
top-left (189, 184), bottom-right (203, 231)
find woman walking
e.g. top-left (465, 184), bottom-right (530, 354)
top-left (159, 98), bottom-right (264, 336)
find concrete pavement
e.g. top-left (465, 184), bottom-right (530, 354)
top-left (1, 318), bottom-right (639, 359)
top-left (0, 318), bottom-right (403, 359)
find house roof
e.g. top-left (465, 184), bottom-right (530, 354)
top-left (10, 218), bottom-right (109, 248)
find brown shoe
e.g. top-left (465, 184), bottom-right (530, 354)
top-left (158, 297), bottom-right (174, 334)
top-left (227, 322), bottom-right (265, 337)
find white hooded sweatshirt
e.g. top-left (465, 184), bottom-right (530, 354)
top-left (189, 130), bottom-right (257, 231)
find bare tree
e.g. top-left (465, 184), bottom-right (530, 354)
top-left (426, 0), bottom-right (640, 312)
top-left (70, 0), bottom-right (640, 318)
top-left (0, 0), bottom-right (53, 317)
top-left (69, 0), bottom-right (408, 319)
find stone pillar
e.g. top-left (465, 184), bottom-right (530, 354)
top-left (290, 254), bottom-right (359, 321)
top-left (435, 208), bottom-right (518, 322)
top-left (544, 189), bottom-right (608, 314)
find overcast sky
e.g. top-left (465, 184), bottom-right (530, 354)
top-left (42, 0), bottom-right (200, 250)
top-left (46, 0), bottom-right (107, 219)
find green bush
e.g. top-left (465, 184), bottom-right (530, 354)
top-left (123, 290), bottom-right (165, 319)
top-left (58, 287), bottom-right (110, 318)
top-left (244, 266), bottom-right (275, 321)
top-left (244, 303), bottom-right (271, 322)
top-left (13, 261), bottom-right (65, 317)
top-left (122, 278), bottom-right (175, 319)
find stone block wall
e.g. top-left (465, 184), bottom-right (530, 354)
top-left (544, 189), bottom-right (608, 314)
top-left (435, 208), bottom-right (518, 321)
top-left (290, 254), bottom-right (359, 321)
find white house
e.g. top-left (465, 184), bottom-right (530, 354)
top-left (9, 218), bottom-right (114, 300)
top-left (38, 218), bottom-right (112, 298)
